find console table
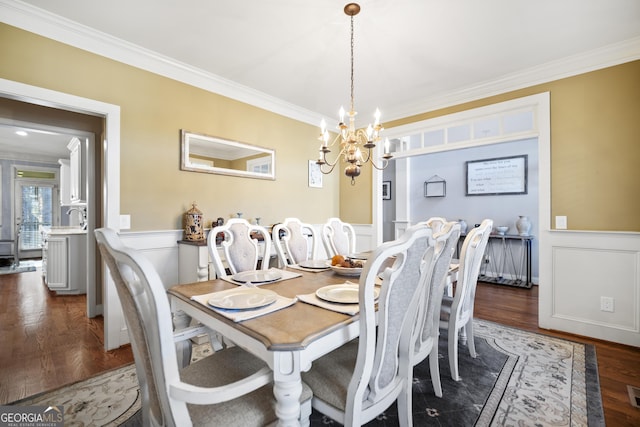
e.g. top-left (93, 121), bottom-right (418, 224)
top-left (457, 233), bottom-right (533, 289)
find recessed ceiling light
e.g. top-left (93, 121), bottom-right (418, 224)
top-left (15, 130), bottom-right (28, 136)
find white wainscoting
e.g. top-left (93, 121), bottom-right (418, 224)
top-left (120, 229), bottom-right (183, 289)
top-left (539, 230), bottom-right (640, 347)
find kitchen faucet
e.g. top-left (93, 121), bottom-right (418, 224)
top-left (66, 207), bottom-right (88, 230)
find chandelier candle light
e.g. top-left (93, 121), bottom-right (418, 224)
top-left (315, 3), bottom-right (392, 185)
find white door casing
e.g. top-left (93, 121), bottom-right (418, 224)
top-left (0, 77), bottom-right (125, 350)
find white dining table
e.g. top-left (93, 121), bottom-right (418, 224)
top-left (168, 268), bottom-right (362, 427)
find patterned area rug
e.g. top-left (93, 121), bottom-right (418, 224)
top-left (11, 319), bottom-right (604, 426)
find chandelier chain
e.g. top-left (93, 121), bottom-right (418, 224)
top-left (350, 14), bottom-right (355, 114)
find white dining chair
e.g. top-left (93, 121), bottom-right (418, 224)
top-left (208, 218), bottom-right (272, 278)
top-left (95, 228), bottom-right (312, 427)
top-left (272, 217), bottom-right (317, 267)
top-left (440, 218), bottom-right (493, 381)
top-left (321, 217), bottom-right (356, 258)
top-left (302, 223), bottom-right (440, 426)
top-left (411, 221), bottom-right (461, 397)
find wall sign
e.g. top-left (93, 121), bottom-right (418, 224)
top-left (424, 175), bottom-right (446, 198)
top-left (466, 155), bottom-right (528, 196)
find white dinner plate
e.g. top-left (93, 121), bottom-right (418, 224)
top-left (316, 284), bottom-right (379, 304)
top-left (298, 259), bottom-right (330, 269)
top-left (231, 270), bottom-right (283, 284)
top-left (208, 288), bottom-right (278, 310)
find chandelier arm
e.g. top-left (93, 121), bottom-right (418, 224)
top-left (358, 147), bottom-right (372, 164)
top-left (318, 161), bottom-right (339, 175)
top-left (319, 143), bottom-right (348, 170)
top-left (369, 156), bottom-right (390, 170)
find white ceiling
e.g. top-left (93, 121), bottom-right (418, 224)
top-left (2, 0), bottom-right (640, 157)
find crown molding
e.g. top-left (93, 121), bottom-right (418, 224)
top-left (3, 0), bottom-right (639, 125)
top-left (386, 36), bottom-right (640, 122)
top-left (0, 0), bottom-right (324, 126)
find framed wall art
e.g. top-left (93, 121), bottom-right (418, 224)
top-left (382, 181), bottom-right (391, 200)
top-left (308, 160), bottom-right (323, 188)
top-left (465, 154), bottom-right (528, 196)
top-left (424, 175), bottom-right (446, 197)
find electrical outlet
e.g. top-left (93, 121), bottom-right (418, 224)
top-left (484, 256), bottom-right (490, 264)
top-left (120, 214), bottom-right (131, 230)
top-left (600, 296), bottom-right (614, 312)
top-left (556, 215), bottom-right (567, 229)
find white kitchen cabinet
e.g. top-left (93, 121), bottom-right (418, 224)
top-left (67, 137), bottom-right (86, 203)
top-left (58, 158), bottom-right (71, 205)
top-left (43, 230), bottom-right (87, 294)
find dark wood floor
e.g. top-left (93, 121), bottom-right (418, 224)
top-left (0, 268), bottom-right (132, 404)
top-left (1, 269), bottom-right (639, 424)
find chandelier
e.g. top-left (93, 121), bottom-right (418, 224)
top-left (315, 3), bottom-right (392, 185)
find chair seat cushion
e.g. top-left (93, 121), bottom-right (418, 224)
top-left (301, 339), bottom-right (359, 412)
top-left (182, 346), bottom-right (312, 426)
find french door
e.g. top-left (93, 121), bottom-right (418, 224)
top-left (14, 176), bottom-right (58, 257)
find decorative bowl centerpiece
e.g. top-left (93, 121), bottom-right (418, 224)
top-left (329, 255), bottom-right (364, 277)
top-left (495, 226), bottom-right (509, 235)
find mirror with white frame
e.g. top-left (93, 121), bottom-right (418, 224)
top-left (180, 130), bottom-right (275, 180)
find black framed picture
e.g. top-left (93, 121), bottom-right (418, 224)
top-left (465, 155), bottom-right (528, 196)
top-left (382, 181), bottom-right (391, 200)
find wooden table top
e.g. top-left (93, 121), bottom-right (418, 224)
top-left (168, 269), bottom-right (361, 351)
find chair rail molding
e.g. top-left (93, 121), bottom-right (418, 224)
top-left (540, 229), bottom-right (640, 347)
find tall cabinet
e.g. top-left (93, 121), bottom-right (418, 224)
top-left (67, 137), bottom-right (86, 204)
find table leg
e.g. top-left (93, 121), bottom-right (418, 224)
top-left (272, 352), bottom-right (303, 427)
top-left (172, 309), bottom-right (192, 368)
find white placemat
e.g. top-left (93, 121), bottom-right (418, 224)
top-left (220, 268), bottom-right (302, 285)
top-left (297, 293), bottom-right (359, 316)
top-left (191, 289), bottom-right (297, 322)
top-left (297, 281), bottom-right (361, 316)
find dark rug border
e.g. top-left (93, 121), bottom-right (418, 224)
top-left (585, 343), bottom-right (605, 426)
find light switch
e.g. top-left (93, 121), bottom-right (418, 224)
top-left (555, 216), bottom-right (567, 229)
top-left (120, 214), bottom-right (131, 230)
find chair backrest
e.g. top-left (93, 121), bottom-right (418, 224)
top-left (424, 216), bottom-right (447, 234)
top-left (321, 217), bottom-right (356, 258)
top-left (413, 221), bottom-right (461, 360)
top-left (208, 218), bottom-right (272, 277)
top-left (344, 223), bottom-right (441, 423)
top-left (272, 218), bottom-right (317, 266)
top-left (95, 228), bottom-right (186, 426)
top-left (450, 219), bottom-right (493, 326)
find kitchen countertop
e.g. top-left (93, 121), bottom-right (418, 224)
top-left (46, 227), bottom-right (87, 235)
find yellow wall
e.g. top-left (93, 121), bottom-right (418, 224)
top-left (2, 22), bottom-right (639, 231)
top-left (385, 60), bottom-right (640, 232)
top-left (0, 23), bottom-right (340, 230)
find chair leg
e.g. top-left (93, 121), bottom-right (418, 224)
top-left (448, 325), bottom-right (461, 381)
top-left (397, 378), bottom-right (413, 427)
top-left (459, 325), bottom-right (468, 345)
top-left (466, 322), bottom-right (477, 358)
top-left (429, 350), bottom-right (442, 397)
